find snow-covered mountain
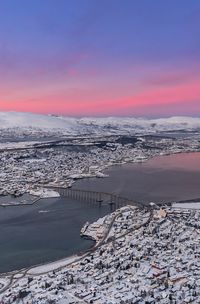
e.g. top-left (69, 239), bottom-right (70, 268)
top-left (0, 111), bottom-right (200, 136)
top-left (0, 112), bottom-right (78, 131)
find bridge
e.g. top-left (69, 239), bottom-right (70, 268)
top-left (52, 187), bottom-right (144, 209)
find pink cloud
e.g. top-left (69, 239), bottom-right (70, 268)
top-left (0, 63), bottom-right (200, 117)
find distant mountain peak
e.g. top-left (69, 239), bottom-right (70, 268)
top-left (0, 112), bottom-right (199, 136)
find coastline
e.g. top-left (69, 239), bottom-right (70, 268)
top-left (0, 205), bottom-right (140, 281)
top-left (0, 196), bottom-right (41, 208)
top-left (0, 198), bottom-right (138, 277)
top-left (1, 148), bottom-right (200, 208)
top-left (0, 238), bottom-right (96, 280)
top-left (1, 150), bottom-right (200, 279)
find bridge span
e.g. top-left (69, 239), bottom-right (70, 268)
top-left (51, 187), bottom-right (144, 209)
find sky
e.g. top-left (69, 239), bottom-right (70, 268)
top-left (0, 0), bottom-right (199, 117)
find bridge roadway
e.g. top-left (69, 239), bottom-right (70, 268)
top-left (51, 187), bottom-right (144, 209)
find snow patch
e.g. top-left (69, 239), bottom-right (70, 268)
top-left (29, 188), bottom-right (60, 198)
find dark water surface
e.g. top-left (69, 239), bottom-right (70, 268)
top-left (0, 198), bottom-right (111, 273)
top-left (74, 152), bottom-right (200, 203)
top-left (1, 152), bottom-right (200, 273)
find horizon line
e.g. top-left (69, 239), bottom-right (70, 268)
top-left (0, 110), bottom-right (200, 120)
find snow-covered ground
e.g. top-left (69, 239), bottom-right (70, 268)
top-left (1, 112), bottom-right (200, 303)
top-left (0, 116), bottom-right (200, 198)
top-left (29, 188), bottom-right (60, 198)
top-left (0, 112), bottom-right (200, 137)
top-left (172, 202), bottom-right (200, 209)
top-left (0, 112), bottom-right (78, 131)
top-left (1, 206), bottom-right (200, 303)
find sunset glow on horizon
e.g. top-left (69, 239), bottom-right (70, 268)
top-left (0, 0), bottom-right (200, 117)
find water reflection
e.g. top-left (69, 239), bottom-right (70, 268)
top-left (75, 152), bottom-right (200, 203)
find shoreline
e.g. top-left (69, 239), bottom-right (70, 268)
top-left (0, 195), bottom-right (141, 277)
top-left (0, 237), bottom-right (96, 278)
top-left (2, 198), bottom-right (200, 302)
top-left (1, 150), bottom-right (200, 278)
top-left (0, 196), bottom-right (41, 208)
top-left (1, 149), bottom-right (200, 208)
top-left (0, 205), bottom-right (140, 281)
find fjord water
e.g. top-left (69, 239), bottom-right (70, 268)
top-left (1, 152), bottom-right (200, 273)
top-left (75, 152), bottom-right (200, 203)
top-left (0, 198), bottom-right (111, 273)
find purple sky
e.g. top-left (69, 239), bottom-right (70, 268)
top-left (0, 0), bottom-right (200, 117)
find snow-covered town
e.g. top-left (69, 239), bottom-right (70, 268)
top-left (1, 204), bottom-right (200, 303)
top-left (1, 113), bottom-right (200, 303)
top-left (1, 0), bottom-right (200, 300)
top-left (1, 113), bottom-right (200, 200)
top-left (0, 131), bottom-right (200, 199)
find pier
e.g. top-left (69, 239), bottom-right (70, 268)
top-left (53, 187), bottom-right (143, 209)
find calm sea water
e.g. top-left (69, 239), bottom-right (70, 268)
top-left (1, 152), bottom-right (200, 273)
top-left (75, 152), bottom-right (200, 203)
top-left (0, 198), bottom-right (111, 273)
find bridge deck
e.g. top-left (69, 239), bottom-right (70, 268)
top-left (51, 187), bottom-right (144, 209)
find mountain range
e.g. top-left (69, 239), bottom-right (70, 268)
top-left (0, 111), bottom-right (200, 136)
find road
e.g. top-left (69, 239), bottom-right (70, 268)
top-left (0, 205), bottom-right (152, 299)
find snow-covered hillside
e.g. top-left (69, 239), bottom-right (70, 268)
top-left (0, 112), bottom-right (78, 131)
top-left (0, 111), bottom-right (200, 136)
